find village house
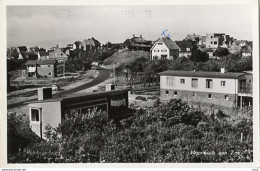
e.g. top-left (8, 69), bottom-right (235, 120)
top-left (25, 60), bottom-right (57, 78)
top-left (123, 34), bottom-right (152, 51)
top-left (49, 48), bottom-right (68, 62)
top-left (185, 34), bottom-right (205, 48)
top-left (176, 40), bottom-right (194, 58)
top-left (241, 45), bottom-right (252, 57)
top-left (38, 51), bottom-right (49, 60)
top-left (159, 69), bottom-right (252, 108)
top-left (206, 33), bottom-right (233, 49)
top-left (150, 37), bottom-right (180, 60)
top-left (83, 37), bottom-right (101, 51)
top-left (28, 87), bottom-right (129, 138)
top-left (73, 41), bottom-right (84, 50)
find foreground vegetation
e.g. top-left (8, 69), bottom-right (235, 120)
top-left (8, 99), bottom-right (252, 163)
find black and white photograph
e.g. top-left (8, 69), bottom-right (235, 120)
top-left (0, 0), bottom-right (259, 168)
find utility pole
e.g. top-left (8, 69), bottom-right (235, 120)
top-left (63, 60), bottom-right (65, 78)
top-left (113, 63), bottom-right (116, 85)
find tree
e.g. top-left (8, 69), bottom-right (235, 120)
top-left (213, 47), bottom-right (230, 57)
top-left (190, 49), bottom-right (209, 62)
top-left (8, 99), bottom-right (253, 163)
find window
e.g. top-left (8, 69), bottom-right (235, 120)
top-left (249, 79), bottom-right (251, 83)
top-left (186, 48), bottom-right (190, 51)
top-left (154, 49), bottom-right (160, 52)
top-left (165, 90), bottom-right (169, 95)
top-left (211, 36), bottom-right (213, 38)
top-left (48, 65), bottom-right (51, 67)
top-left (37, 65), bottom-right (41, 67)
top-left (174, 91), bottom-right (177, 96)
top-left (31, 109), bottom-right (39, 122)
top-left (193, 93), bottom-right (196, 97)
top-left (161, 49), bottom-right (167, 52)
top-left (48, 72), bottom-right (52, 75)
top-left (208, 94), bottom-right (212, 99)
top-left (206, 79), bottom-right (213, 89)
top-left (191, 78), bottom-right (198, 88)
top-left (180, 79), bottom-right (185, 84)
top-left (214, 41), bottom-right (217, 45)
top-left (221, 81), bottom-right (226, 86)
top-left (211, 41), bottom-right (213, 44)
top-left (224, 95), bottom-right (229, 100)
top-left (167, 77), bottom-right (175, 86)
top-left (158, 43), bottom-right (163, 45)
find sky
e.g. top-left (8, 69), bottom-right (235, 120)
top-left (7, 5), bottom-right (253, 49)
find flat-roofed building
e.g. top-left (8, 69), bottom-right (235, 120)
top-left (28, 87), bottom-right (129, 138)
top-left (159, 69), bottom-right (252, 108)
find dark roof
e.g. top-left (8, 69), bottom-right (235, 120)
top-left (28, 89), bottom-right (128, 103)
top-left (39, 51), bottom-right (49, 56)
top-left (159, 70), bottom-right (246, 79)
top-left (157, 37), bottom-right (180, 50)
top-left (25, 60), bottom-right (57, 65)
top-left (175, 40), bottom-right (193, 52)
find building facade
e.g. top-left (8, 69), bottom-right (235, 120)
top-left (28, 88), bottom-right (129, 138)
top-left (150, 37), bottom-right (180, 60)
top-left (49, 48), bottom-right (68, 62)
top-left (25, 60), bottom-right (57, 78)
top-left (206, 33), bottom-right (233, 49)
top-left (159, 69), bottom-right (252, 108)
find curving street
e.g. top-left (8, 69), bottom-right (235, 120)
top-left (7, 68), bottom-right (111, 109)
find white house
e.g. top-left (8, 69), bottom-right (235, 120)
top-left (159, 69), bottom-right (252, 108)
top-left (150, 37), bottom-right (180, 60)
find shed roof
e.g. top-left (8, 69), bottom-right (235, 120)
top-left (159, 70), bottom-right (246, 79)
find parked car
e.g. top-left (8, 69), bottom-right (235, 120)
top-left (51, 84), bottom-right (60, 91)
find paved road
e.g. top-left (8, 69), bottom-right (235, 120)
top-left (7, 69), bottom-right (111, 109)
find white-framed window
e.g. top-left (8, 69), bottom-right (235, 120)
top-left (167, 77), bottom-right (175, 86)
top-left (174, 91), bottom-right (177, 96)
top-left (154, 49), bottom-right (160, 52)
top-left (191, 78), bottom-right (198, 88)
top-left (165, 90), bottom-right (169, 95)
top-left (224, 95), bottom-right (229, 100)
top-left (30, 108), bottom-right (41, 122)
top-left (221, 81), bottom-right (226, 87)
top-left (208, 94), bottom-right (212, 99)
top-left (180, 78), bottom-right (185, 84)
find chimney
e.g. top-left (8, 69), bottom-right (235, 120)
top-left (133, 34), bottom-right (135, 38)
top-left (38, 87), bottom-right (52, 100)
top-left (221, 68), bottom-right (226, 73)
top-left (140, 35), bottom-right (142, 38)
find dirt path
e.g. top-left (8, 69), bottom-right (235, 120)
top-left (7, 69), bottom-right (111, 109)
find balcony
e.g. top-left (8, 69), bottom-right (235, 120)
top-left (238, 83), bottom-right (252, 96)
